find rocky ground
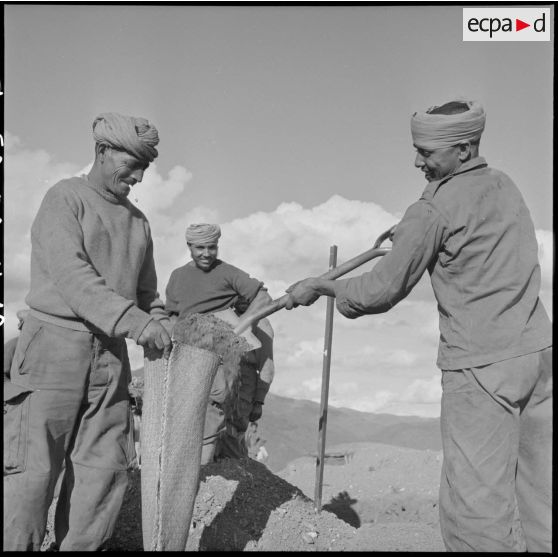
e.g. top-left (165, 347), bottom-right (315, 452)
top-left (42, 441), bottom-right (525, 552)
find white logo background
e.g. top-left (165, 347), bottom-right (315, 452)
top-left (463, 8), bottom-right (551, 41)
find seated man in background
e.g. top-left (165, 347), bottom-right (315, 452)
top-left (165, 223), bottom-right (273, 465)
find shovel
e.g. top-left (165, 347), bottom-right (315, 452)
top-left (234, 226), bottom-right (394, 335)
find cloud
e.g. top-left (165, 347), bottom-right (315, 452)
top-left (219, 195), bottom-right (396, 297)
top-left (285, 338), bottom-right (324, 367)
top-left (322, 375), bottom-right (442, 417)
top-left (400, 374), bottom-right (442, 404)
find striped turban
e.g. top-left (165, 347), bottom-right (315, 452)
top-left (411, 100), bottom-right (486, 150)
top-left (92, 112), bottom-right (159, 164)
top-left (185, 224), bottom-right (221, 245)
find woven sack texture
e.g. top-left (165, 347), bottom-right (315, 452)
top-left (141, 343), bottom-right (220, 551)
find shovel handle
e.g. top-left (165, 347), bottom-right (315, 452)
top-left (233, 227), bottom-right (394, 334)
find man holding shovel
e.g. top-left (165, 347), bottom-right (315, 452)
top-left (165, 223), bottom-right (273, 464)
top-left (3, 112), bottom-right (172, 551)
top-left (285, 100), bottom-right (552, 553)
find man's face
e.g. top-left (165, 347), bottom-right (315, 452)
top-left (414, 144), bottom-right (462, 182)
top-left (103, 148), bottom-right (148, 198)
top-left (189, 242), bottom-right (218, 271)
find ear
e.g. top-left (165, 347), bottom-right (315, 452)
top-left (95, 143), bottom-right (109, 162)
top-left (457, 142), bottom-right (472, 161)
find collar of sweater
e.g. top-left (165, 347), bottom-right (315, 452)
top-left (81, 175), bottom-right (130, 205)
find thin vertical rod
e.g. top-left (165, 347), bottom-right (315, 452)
top-left (314, 245), bottom-right (337, 512)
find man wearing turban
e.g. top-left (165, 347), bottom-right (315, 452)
top-left (165, 223), bottom-right (275, 464)
top-left (285, 100), bottom-right (552, 552)
top-left (4, 113), bottom-right (172, 551)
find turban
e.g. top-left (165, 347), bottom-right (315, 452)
top-left (411, 100), bottom-right (486, 150)
top-left (92, 112), bottom-right (159, 163)
top-left (185, 224), bottom-right (221, 245)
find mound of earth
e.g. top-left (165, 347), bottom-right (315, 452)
top-left (42, 445), bottom-right (445, 552)
top-left (106, 458), bottom-right (357, 552)
top-left (104, 444), bottom-right (444, 552)
top-left (41, 442), bottom-right (524, 551)
top-left (105, 443), bottom-right (446, 552)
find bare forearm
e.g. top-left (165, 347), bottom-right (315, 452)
top-left (310, 278), bottom-right (339, 298)
top-left (244, 288), bottom-right (273, 314)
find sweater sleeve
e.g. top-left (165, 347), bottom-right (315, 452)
top-left (31, 186), bottom-right (152, 340)
top-left (335, 200), bottom-right (447, 318)
top-left (228, 265), bottom-right (264, 305)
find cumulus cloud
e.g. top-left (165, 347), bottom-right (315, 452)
top-left (219, 195), bottom-right (396, 297)
top-left (324, 375), bottom-right (442, 417)
top-left (285, 338), bottom-right (324, 368)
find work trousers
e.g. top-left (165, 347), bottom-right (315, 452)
top-left (440, 346), bottom-right (552, 552)
top-left (200, 360), bottom-right (257, 465)
top-left (3, 315), bottom-right (135, 551)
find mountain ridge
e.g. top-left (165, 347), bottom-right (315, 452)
top-left (131, 368), bottom-right (441, 472)
top-left (259, 392), bottom-right (441, 471)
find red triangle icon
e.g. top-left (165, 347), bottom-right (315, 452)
top-left (516, 19), bottom-right (530, 31)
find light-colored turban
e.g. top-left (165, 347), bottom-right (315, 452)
top-left (185, 224), bottom-right (221, 245)
top-left (92, 112), bottom-right (159, 163)
top-left (411, 100), bottom-right (486, 150)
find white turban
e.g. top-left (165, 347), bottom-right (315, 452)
top-left (411, 100), bottom-right (486, 150)
top-left (93, 112), bottom-right (159, 163)
top-left (185, 224), bottom-right (221, 245)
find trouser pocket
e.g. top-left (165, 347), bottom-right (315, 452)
top-left (3, 382), bottom-right (34, 475)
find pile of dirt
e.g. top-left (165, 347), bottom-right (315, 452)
top-left (103, 445), bottom-right (449, 551)
top-left (41, 442), bottom-right (525, 552)
top-left (106, 457), bottom-right (357, 552)
top-left (44, 448), bottom-right (444, 552)
top-left (42, 445), bottom-right (445, 552)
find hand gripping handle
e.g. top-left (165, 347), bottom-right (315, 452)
top-left (233, 226), bottom-right (394, 335)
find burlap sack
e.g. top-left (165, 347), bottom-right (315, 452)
top-left (141, 343), bottom-right (220, 551)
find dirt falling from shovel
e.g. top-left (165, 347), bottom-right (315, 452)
top-left (172, 313), bottom-right (251, 412)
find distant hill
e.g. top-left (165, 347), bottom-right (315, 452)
top-left (131, 368), bottom-right (441, 472)
top-left (259, 393), bottom-right (441, 471)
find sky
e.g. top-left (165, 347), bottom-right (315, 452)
top-left (2, 4), bottom-right (553, 417)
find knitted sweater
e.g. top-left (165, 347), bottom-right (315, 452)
top-left (25, 176), bottom-right (166, 341)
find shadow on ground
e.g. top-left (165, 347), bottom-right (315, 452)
top-left (188, 458), bottom-right (304, 551)
top-left (323, 490), bottom-right (361, 528)
top-left (106, 458), bottom-right (307, 551)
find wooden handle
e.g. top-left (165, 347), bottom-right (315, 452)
top-left (234, 245), bottom-right (390, 334)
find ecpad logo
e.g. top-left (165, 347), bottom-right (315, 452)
top-left (463, 8), bottom-right (551, 41)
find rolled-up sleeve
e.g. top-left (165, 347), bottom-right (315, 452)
top-left (335, 200), bottom-right (447, 318)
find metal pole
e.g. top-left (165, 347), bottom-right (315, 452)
top-left (314, 245), bottom-right (337, 512)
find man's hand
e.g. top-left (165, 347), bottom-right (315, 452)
top-left (137, 320), bottom-right (172, 359)
top-left (249, 401), bottom-right (263, 422)
top-left (285, 278), bottom-right (322, 310)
